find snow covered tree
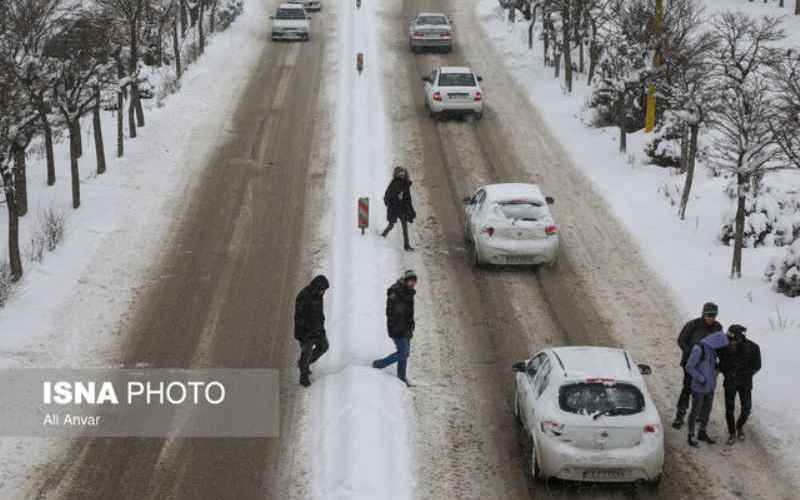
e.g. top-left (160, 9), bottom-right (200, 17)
top-left (768, 50), bottom-right (800, 170)
top-left (0, 71), bottom-right (28, 280)
top-left (765, 239), bottom-right (800, 297)
top-left (706, 12), bottom-right (785, 278)
top-left (46, 12), bottom-right (112, 209)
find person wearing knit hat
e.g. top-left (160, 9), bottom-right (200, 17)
top-left (719, 324), bottom-right (761, 445)
top-left (381, 167), bottom-right (417, 252)
top-left (372, 271), bottom-right (418, 386)
top-left (672, 302), bottom-right (723, 429)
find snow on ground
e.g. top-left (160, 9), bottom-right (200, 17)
top-left (308, 0), bottom-right (415, 498)
top-left (0, 0), bottom-right (268, 495)
top-left (478, 0), bottom-right (800, 481)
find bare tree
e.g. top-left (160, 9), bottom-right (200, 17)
top-left (769, 50), bottom-right (800, 168)
top-left (707, 12), bottom-right (785, 278)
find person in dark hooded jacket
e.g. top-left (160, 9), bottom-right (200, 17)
top-left (381, 167), bottom-right (417, 252)
top-left (372, 270), bottom-right (417, 386)
top-left (295, 275), bottom-right (330, 387)
top-left (685, 330), bottom-right (729, 447)
top-left (718, 324), bottom-right (761, 445)
top-left (672, 302), bottom-right (723, 429)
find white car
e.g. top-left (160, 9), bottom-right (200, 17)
top-left (513, 346), bottom-right (664, 485)
top-left (288, 0), bottom-right (321, 12)
top-left (408, 12), bottom-right (452, 53)
top-left (422, 66), bottom-right (483, 120)
top-left (271, 4), bottom-right (311, 41)
top-left (463, 183), bottom-right (558, 267)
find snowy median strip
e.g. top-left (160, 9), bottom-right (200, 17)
top-left (309, 0), bottom-right (415, 499)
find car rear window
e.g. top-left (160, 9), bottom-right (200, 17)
top-left (559, 382), bottom-right (645, 416)
top-left (497, 201), bottom-right (545, 221)
top-left (276, 8), bottom-right (306, 19)
top-left (438, 73), bottom-right (476, 87)
top-left (418, 16), bottom-right (447, 25)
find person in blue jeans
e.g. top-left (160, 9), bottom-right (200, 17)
top-left (373, 270), bottom-right (417, 386)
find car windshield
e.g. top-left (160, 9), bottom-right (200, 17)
top-left (497, 201), bottom-right (545, 221)
top-left (438, 73), bottom-right (476, 87)
top-left (417, 16), bottom-right (447, 25)
top-left (559, 382), bottom-right (644, 416)
top-left (276, 8), bottom-right (306, 19)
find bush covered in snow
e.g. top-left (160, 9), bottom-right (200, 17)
top-left (645, 114), bottom-right (684, 168)
top-left (0, 262), bottom-right (13, 309)
top-left (765, 240), bottom-right (800, 297)
top-left (216, 0), bottom-right (245, 32)
top-left (720, 186), bottom-right (800, 248)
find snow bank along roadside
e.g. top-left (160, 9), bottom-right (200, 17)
top-left (0, 0), bottom-right (268, 495)
top-left (478, 0), bottom-right (800, 482)
top-left (308, 0), bottom-right (415, 498)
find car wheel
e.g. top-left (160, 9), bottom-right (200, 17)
top-left (470, 241), bottom-right (483, 268)
top-left (547, 255), bottom-right (559, 268)
top-left (646, 474), bottom-right (662, 489)
top-left (513, 392), bottom-right (522, 424)
top-left (474, 112), bottom-right (483, 121)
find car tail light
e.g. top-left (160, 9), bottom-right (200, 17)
top-left (545, 225), bottom-right (558, 235)
top-left (413, 31), bottom-right (424, 38)
top-left (474, 91), bottom-right (482, 101)
top-left (433, 91), bottom-right (442, 102)
top-left (482, 226), bottom-right (494, 237)
top-left (440, 31), bottom-right (451, 37)
top-left (644, 424), bottom-right (659, 434)
top-left (541, 420), bottom-right (564, 436)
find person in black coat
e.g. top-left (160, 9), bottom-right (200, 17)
top-left (672, 302), bottom-right (723, 429)
top-left (372, 270), bottom-right (417, 386)
top-left (294, 275), bottom-right (330, 387)
top-left (381, 167), bottom-right (417, 252)
top-left (719, 324), bottom-right (762, 445)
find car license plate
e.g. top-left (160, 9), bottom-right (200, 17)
top-left (582, 469), bottom-right (625, 480)
top-left (506, 255), bottom-right (534, 264)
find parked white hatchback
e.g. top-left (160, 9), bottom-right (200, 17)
top-left (422, 66), bottom-right (483, 120)
top-left (271, 4), bottom-right (311, 41)
top-left (513, 346), bottom-right (664, 485)
top-left (463, 183), bottom-right (558, 267)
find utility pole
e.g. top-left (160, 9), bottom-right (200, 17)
top-left (645, 0), bottom-right (663, 133)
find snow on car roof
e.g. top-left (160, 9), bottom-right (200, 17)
top-left (550, 346), bottom-right (639, 383)
top-left (418, 12), bottom-right (447, 17)
top-left (279, 3), bottom-right (305, 8)
top-left (440, 66), bottom-right (473, 74)
top-left (483, 183), bottom-right (546, 203)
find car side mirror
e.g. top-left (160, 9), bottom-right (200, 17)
top-left (462, 196), bottom-right (473, 204)
top-left (422, 76), bottom-right (430, 83)
top-left (638, 363), bottom-right (652, 376)
top-left (269, 15), bottom-right (275, 19)
top-left (477, 76), bottom-right (483, 82)
top-left (513, 361), bottom-right (527, 373)
top-left (545, 196), bottom-right (554, 205)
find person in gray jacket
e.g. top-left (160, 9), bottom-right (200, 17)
top-left (684, 330), bottom-right (729, 447)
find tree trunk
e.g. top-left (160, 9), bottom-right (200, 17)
top-left (180, 0), bottom-right (188, 37)
top-left (210, 0), bottom-right (218, 33)
top-left (679, 125), bottom-right (689, 173)
top-left (130, 16), bottom-right (145, 128)
top-left (730, 172), bottom-right (746, 279)
top-left (128, 90), bottom-right (137, 138)
top-left (116, 56), bottom-right (125, 157)
top-left (173, 20), bottom-right (182, 79)
top-left (678, 123), bottom-right (699, 220)
top-left (4, 185), bottom-right (22, 281)
top-left (578, 37), bottom-right (584, 74)
top-left (70, 118), bottom-right (83, 158)
top-left (12, 144), bottom-right (27, 217)
top-left (543, 15), bottom-right (551, 66)
top-left (617, 98), bottom-right (627, 154)
top-left (69, 120), bottom-right (81, 209)
top-left (94, 87), bottom-right (106, 175)
top-left (199, 1), bottom-right (206, 54)
top-left (587, 33), bottom-right (599, 84)
top-left (562, 5), bottom-right (573, 93)
top-left (796, 0), bottom-right (799, 15)
top-left (39, 109), bottom-right (56, 186)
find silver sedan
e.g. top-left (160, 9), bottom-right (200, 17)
top-left (408, 12), bottom-right (452, 53)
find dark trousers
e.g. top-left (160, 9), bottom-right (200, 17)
top-left (675, 370), bottom-right (692, 420)
top-left (688, 391), bottom-right (714, 436)
top-left (374, 337), bottom-right (411, 381)
top-left (382, 219), bottom-right (411, 247)
top-left (724, 384), bottom-right (753, 434)
top-left (298, 334), bottom-right (329, 376)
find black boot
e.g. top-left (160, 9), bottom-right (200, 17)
top-left (737, 428), bottom-right (746, 441)
top-left (697, 431), bottom-right (715, 444)
top-left (299, 373), bottom-right (311, 387)
top-left (688, 434), bottom-right (698, 447)
top-left (671, 417), bottom-right (684, 430)
top-left (381, 223), bottom-right (394, 237)
top-left (726, 434), bottom-right (736, 445)
top-left (401, 220), bottom-right (414, 251)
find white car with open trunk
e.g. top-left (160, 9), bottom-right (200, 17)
top-left (513, 346), bottom-right (664, 485)
top-left (463, 183), bottom-right (558, 267)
